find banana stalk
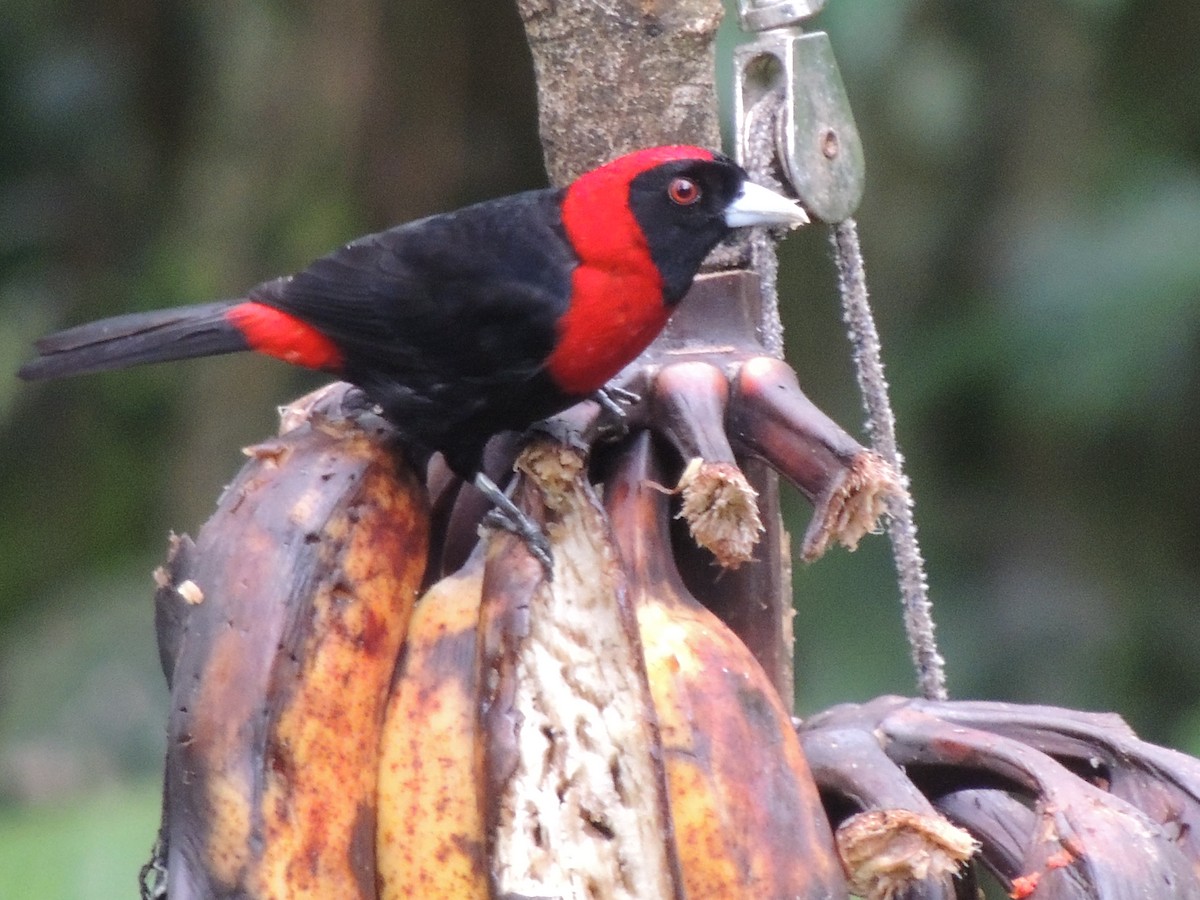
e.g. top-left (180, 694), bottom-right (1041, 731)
top-left (728, 356), bottom-right (899, 562)
top-left (800, 725), bottom-right (972, 899)
top-left (648, 360), bottom-right (764, 569)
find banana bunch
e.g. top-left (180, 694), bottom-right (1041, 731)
top-left (149, 382), bottom-right (849, 898)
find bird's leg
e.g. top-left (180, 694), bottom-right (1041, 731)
top-left (474, 472), bottom-right (554, 576)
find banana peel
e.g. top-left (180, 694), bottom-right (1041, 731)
top-left (153, 384), bottom-right (428, 899)
top-left (804, 696), bottom-right (1200, 898)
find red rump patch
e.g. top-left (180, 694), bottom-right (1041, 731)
top-left (545, 146), bottom-right (715, 396)
top-left (225, 301), bottom-right (342, 372)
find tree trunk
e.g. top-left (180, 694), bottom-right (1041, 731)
top-left (516, 0), bottom-right (724, 185)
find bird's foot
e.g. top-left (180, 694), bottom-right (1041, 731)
top-left (594, 384), bottom-right (640, 418)
top-left (592, 384), bottom-right (641, 439)
top-left (474, 472), bottom-right (554, 577)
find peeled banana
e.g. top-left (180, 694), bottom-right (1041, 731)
top-left (477, 440), bottom-right (679, 900)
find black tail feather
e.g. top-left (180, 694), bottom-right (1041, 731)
top-left (18, 301), bottom-right (249, 381)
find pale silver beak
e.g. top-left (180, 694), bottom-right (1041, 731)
top-left (723, 180), bottom-right (809, 230)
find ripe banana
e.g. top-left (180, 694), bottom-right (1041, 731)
top-left (154, 386), bottom-right (851, 898)
top-left (375, 550), bottom-right (489, 899)
top-left (606, 431), bottom-right (847, 899)
top-left (155, 386), bottom-right (428, 898)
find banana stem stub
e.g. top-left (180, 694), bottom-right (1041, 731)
top-left (675, 457), bottom-right (764, 568)
top-left (836, 809), bottom-right (977, 900)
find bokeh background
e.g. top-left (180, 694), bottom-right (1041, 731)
top-left (1, 1), bottom-right (1198, 896)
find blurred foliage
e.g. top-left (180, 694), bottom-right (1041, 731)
top-left (0, 0), bottom-right (1198, 894)
top-left (0, 777), bottom-right (160, 900)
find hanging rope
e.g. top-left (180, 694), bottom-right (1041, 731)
top-left (742, 88), bottom-right (948, 702)
top-left (742, 87), bottom-right (789, 359)
top-left (832, 219), bottom-right (947, 701)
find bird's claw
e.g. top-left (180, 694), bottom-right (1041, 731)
top-left (474, 472), bottom-right (554, 577)
top-left (595, 384), bottom-right (640, 416)
top-left (592, 384), bottom-right (641, 438)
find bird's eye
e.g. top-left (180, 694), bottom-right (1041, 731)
top-left (667, 177), bottom-right (701, 206)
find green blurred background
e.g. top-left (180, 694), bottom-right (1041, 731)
top-left (1, 1), bottom-right (1198, 896)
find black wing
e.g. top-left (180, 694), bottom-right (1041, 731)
top-left (249, 188), bottom-right (580, 468)
top-left (252, 188), bottom-right (575, 388)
